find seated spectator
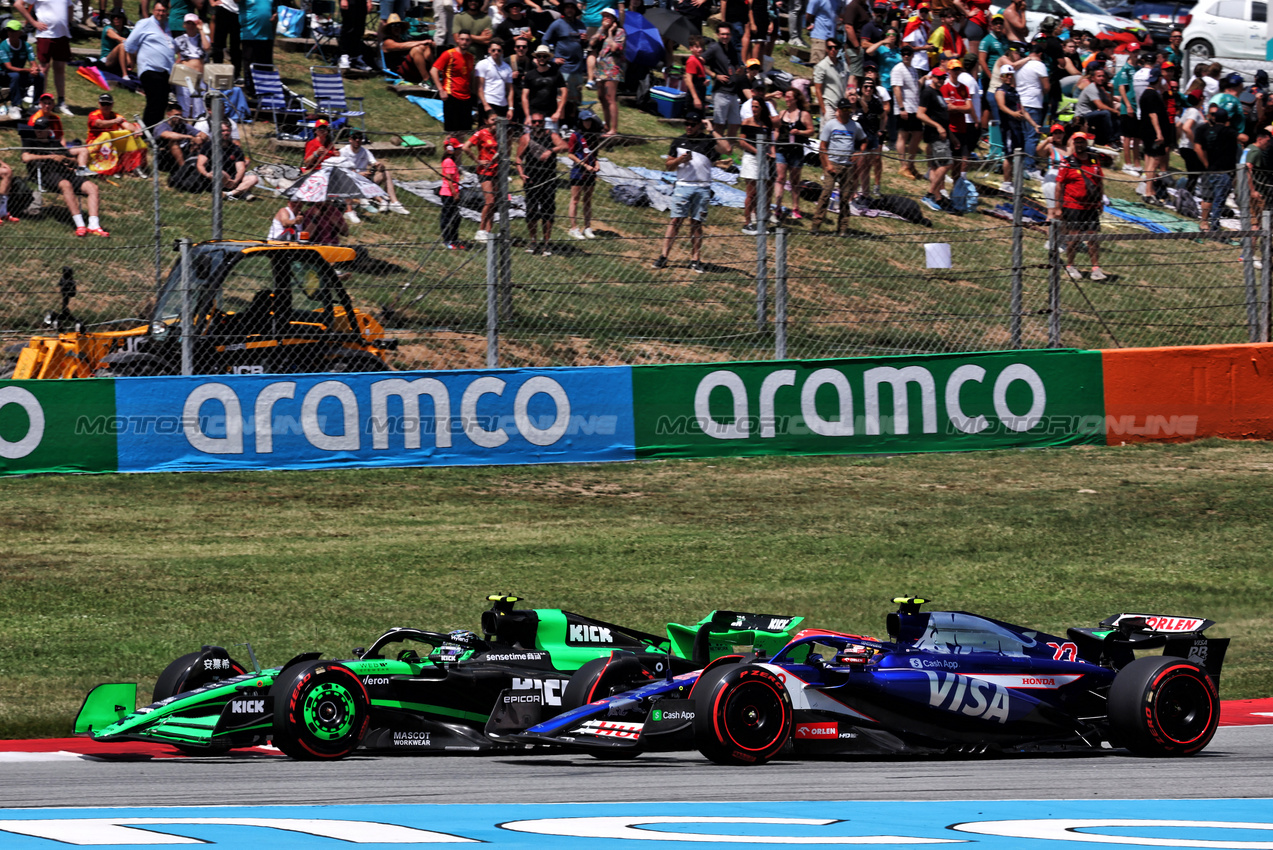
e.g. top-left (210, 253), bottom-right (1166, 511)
top-left (302, 119), bottom-right (339, 172)
top-left (154, 102), bottom-right (208, 172)
top-left (86, 92), bottom-right (149, 176)
top-left (171, 119), bottom-right (259, 200)
top-left (269, 197), bottom-right (302, 240)
top-left (2, 19), bottom-right (44, 120)
top-left (336, 130), bottom-right (410, 215)
top-left (174, 13), bottom-right (210, 76)
top-left (299, 200), bottom-right (348, 244)
top-left (99, 10), bottom-right (130, 77)
top-left (27, 94), bottom-right (90, 173)
top-left (0, 158), bottom-right (18, 223)
top-left (21, 118), bottom-right (108, 236)
top-left (379, 14), bottom-right (434, 83)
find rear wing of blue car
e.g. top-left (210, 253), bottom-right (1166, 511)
top-left (1068, 613), bottom-right (1229, 683)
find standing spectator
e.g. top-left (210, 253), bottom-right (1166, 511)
top-left (209, 0), bottom-right (240, 80)
top-left (812, 36), bottom-right (848, 118)
top-left (774, 86), bottom-right (813, 219)
top-left (674, 0), bottom-right (712, 42)
top-left (154, 102), bottom-right (207, 172)
top-left (175, 13), bottom-right (211, 75)
top-left (917, 65), bottom-right (953, 210)
top-left (961, 0), bottom-right (992, 56)
top-left (1208, 72), bottom-right (1247, 142)
top-left (892, 42), bottom-right (921, 178)
top-left (164, 0), bottom-right (205, 36)
top-left (22, 118), bottom-right (108, 236)
top-left (523, 44), bottom-right (566, 130)
top-left (1014, 39), bottom-right (1049, 178)
top-left (495, 1), bottom-right (534, 49)
top-left (476, 38), bottom-right (514, 121)
top-left (434, 0), bottom-right (454, 51)
top-left (956, 53), bottom-right (982, 147)
top-left (901, 3), bottom-right (931, 71)
top-left (804, 0), bottom-right (842, 65)
top-left (652, 109), bottom-right (731, 272)
top-left (1, 19), bottom-right (43, 120)
top-left (1112, 50), bottom-right (1144, 175)
top-left (839, 0), bottom-right (870, 84)
top-left (1001, 0), bottom-right (1027, 44)
top-left (590, 8), bottom-right (625, 135)
top-left (338, 0), bottom-right (369, 70)
top-left (542, 0), bottom-right (587, 126)
top-left (566, 109), bottom-right (603, 239)
top-left (977, 14), bottom-right (1006, 98)
top-left (684, 36), bottom-right (707, 113)
top-left (739, 88), bottom-right (774, 234)
top-left (703, 24), bottom-right (745, 144)
top-left (927, 9), bottom-right (963, 63)
top-left (939, 59), bottom-right (971, 183)
top-left (1176, 87), bottom-right (1205, 187)
top-left (747, 0), bottom-right (771, 63)
top-left (1163, 29), bottom-right (1183, 66)
top-left (1195, 107), bottom-right (1239, 234)
top-left (1074, 64), bottom-right (1115, 146)
top-left (1037, 16), bottom-right (1064, 122)
top-left (339, 130), bottom-right (410, 215)
top-left (124, 0), bottom-right (175, 131)
top-left (720, 0), bottom-right (750, 59)
top-left (13, 0), bottom-right (72, 117)
top-left (810, 96), bottom-right (865, 233)
top-left (1138, 66), bottom-right (1169, 204)
top-left (380, 15), bottom-right (434, 84)
top-left (238, 0), bottom-right (276, 88)
top-left (1052, 131), bottom-right (1106, 281)
top-left (516, 112), bottom-right (566, 254)
top-left (463, 111), bottom-right (501, 242)
top-left (995, 66), bottom-right (1035, 191)
top-left (439, 135), bottom-right (463, 248)
top-left (854, 77), bottom-right (887, 198)
top-left (432, 30), bottom-right (477, 134)
top-left (1247, 129), bottom-right (1273, 228)
top-left (866, 29), bottom-right (899, 97)
top-left (508, 36), bottom-right (533, 125)
top-left (454, 0), bottom-right (494, 57)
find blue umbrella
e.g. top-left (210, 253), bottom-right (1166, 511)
top-left (622, 11), bottom-right (665, 68)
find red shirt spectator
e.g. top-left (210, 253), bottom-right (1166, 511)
top-left (302, 123), bottom-right (339, 172)
top-left (940, 77), bottom-right (970, 134)
top-left (467, 124), bottom-right (499, 177)
top-left (433, 45), bottom-right (475, 99)
top-left (1057, 150), bottom-right (1104, 210)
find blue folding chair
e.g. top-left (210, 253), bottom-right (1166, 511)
top-left (249, 64), bottom-right (308, 139)
top-left (310, 65), bottom-right (366, 131)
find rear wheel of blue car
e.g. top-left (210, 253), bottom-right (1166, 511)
top-left (564, 655), bottom-right (656, 760)
top-left (271, 661), bottom-right (370, 760)
top-left (693, 665), bottom-right (792, 765)
top-left (1109, 656), bottom-right (1218, 757)
top-left (153, 650), bottom-right (248, 756)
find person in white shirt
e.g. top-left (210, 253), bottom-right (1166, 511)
top-left (337, 130), bottom-right (410, 214)
top-left (891, 43), bottom-right (921, 178)
top-left (13, 0), bottom-right (72, 115)
top-left (956, 53), bottom-right (982, 134)
top-left (1014, 39), bottom-right (1049, 175)
top-left (475, 39), bottom-right (513, 120)
top-left (1131, 58), bottom-right (1153, 119)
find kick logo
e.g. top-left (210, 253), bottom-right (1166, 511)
top-left (568, 625), bottom-right (613, 643)
top-left (229, 699), bottom-right (265, 714)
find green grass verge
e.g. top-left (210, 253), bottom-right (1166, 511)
top-left (2, 438), bottom-right (1272, 739)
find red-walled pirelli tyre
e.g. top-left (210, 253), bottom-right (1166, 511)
top-left (1108, 656), bottom-right (1219, 757)
top-left (270, 661), bottom-right (370, 761)
top-left (693, 664), bottom-right (792, 765)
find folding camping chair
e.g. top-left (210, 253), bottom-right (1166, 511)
top-left (249, 64), bottom-right (308, 139)
top-left (305, 0), bottom-right (340, 63)
top-left (310, 65), bottom-right (366, 131)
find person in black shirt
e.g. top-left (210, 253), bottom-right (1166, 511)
top-left (917, 66), bottom-right (952, 209)
top-left (1138, 67), bottom-right (1170, 205)
top-left (495, 1), bottom-right (535, 50)
top-left (1195, 108), bottom-right (1240, 233)
top-left (21, 119), bottom-right (108, 236)
top-left (522, 45), bottom-right (567, 129)
top-left (703, 24), bottom-right (745, 142)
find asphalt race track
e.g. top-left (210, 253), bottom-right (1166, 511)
top-left (2, 725), bottom-right (1271, 809)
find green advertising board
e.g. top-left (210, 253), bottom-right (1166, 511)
top-left (632, 350), bottom-right (1106, 459)
top-left (0, 380), bottom-right (118, 475)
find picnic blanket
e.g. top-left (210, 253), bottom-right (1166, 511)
top-left (406, 95), bottom-right (446, 124)
top-left (396, 176), bottom-right (527, 221)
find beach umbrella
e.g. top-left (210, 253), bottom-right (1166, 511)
top-left (641, 7), bottom-right (697, 49)
top-left (622, 11), bottom-right (665, 68)
top-left (284, 166), bottom-right (388, 202)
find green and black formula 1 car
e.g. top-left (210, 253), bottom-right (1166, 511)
top-left (73, 595), bottom-right (802, 760)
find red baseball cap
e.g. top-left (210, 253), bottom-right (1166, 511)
top-left (930, 65), bottom-right (947, 77)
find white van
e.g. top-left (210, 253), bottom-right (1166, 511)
top-left (1179, 0), bottom-right (1268, 59)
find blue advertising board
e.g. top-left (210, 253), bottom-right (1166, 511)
top-left (113, 367), bottom-right (635, 472)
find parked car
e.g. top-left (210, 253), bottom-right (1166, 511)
top-left (1104, 0), bottom-right (1193, 45)
top-left (1179, 0), bottom-right (1268, 59)
top-left (991, 0), bottom-right (1148, 42)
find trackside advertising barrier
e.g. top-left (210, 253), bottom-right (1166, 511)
top-left (14, 343), bottom-right (1273, 475)
top-left (632, 350), bottom-right (1107, 459)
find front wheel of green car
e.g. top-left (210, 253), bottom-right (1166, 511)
top-left (270, 662), bottom-right (369, 761)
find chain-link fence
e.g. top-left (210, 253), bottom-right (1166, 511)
top-left (1, 114), bottom-right (1269, 378)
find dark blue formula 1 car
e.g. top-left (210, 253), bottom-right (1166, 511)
top-left (513, 598), bottom-right (1229, 764)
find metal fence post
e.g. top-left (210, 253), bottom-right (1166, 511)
top-left (755, 137), bottom-right (769, 332)
top-left (1048, 218), bottom-right (1061, 348)
top-left (1238, 167), bottom-right (1258, 341)
top-left (1010, 150), bottom-right (1024, 349)
top-left (486, 236), bottom-right (499, 368)
top-left (180, 238), bottom-right (193, 376)
top-left (210, 92), bottom-right (224, 240)
top-left (140, 117), bottom-right (163, 290)
top-left (774, 227), bottom-right (787, 359)
top-left (1263, 209), bottom-right (1272, 342)
top-left (496, 118), bottom-right (512, 322)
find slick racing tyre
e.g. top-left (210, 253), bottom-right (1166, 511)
top-left (153, 649), bottom-right (248, 756)
top-left (692, 664), bottom-right (792, 766)
top-left (1108, 656), bottom-right (1219, 757)
top-left (564, 654), bottom-right (655, 760)
top-left (270, 661), bottom-right (369, 761)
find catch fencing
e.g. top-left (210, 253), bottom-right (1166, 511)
top-left (0, 113), bottom-right (1267, 376)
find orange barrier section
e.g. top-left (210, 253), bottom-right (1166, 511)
top-left (1102, 343), bottom-right (1273, 444)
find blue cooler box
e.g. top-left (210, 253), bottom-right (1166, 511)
top-left (651, 86), bottom-right (687, 119)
